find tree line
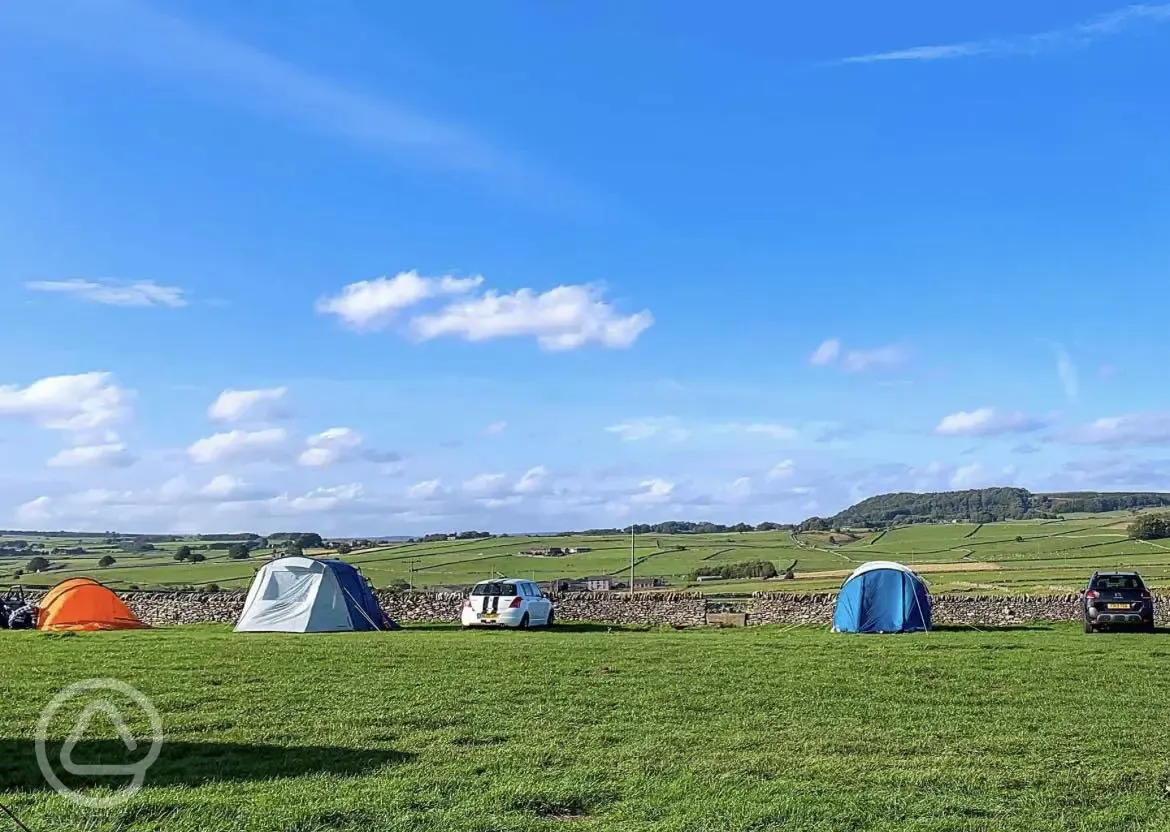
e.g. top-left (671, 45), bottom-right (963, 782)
top-left (818, 488), bottom-right (1170, 529)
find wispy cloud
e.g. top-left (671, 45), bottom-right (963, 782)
top-left (27, 279), bottom-right (186, 308)
top-left (2, 0), bottom-right (553, 190)
top-left (838, 4), bottom-right (1170, 64)
top-left (808, 338), bottom-right (840, 366)
top-left (933, 407), bottom-right (1047, 437)
top-left (807, 338), bottom-right (909, 373)
top-left (1061, 412), bottom-right (1170, 446)
top-left (841, 345), bottom-right (908, 373)
top-left (1054, 343), bottom-right (1080, 403)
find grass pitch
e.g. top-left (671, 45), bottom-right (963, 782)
top-left (3, 623), bottom-right (1170, 830)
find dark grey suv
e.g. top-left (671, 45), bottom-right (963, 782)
top-left (1081, 571), bottom-right (1155, 633)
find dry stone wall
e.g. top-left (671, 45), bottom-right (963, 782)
top-left (26, 589), bottom-right (1170, 628)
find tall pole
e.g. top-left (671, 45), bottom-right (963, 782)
top-left (629, 526), bottom-right (635, 596)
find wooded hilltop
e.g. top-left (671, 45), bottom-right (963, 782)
top-left (800, 487), bottom-right (1170, 530)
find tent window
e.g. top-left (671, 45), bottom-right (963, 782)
top-left (262, 570), bottom-right (312, 599)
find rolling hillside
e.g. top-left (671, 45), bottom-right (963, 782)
top-left (4, 511), bottom-right (1170, 596)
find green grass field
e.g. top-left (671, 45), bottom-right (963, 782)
top-left (3, 624), bottom-right (1170, 831)
top-left (3, 514), bottom-right (1168, 596)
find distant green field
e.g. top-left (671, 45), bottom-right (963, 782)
top-left (2, 514), bottom-right (1168, 595)
top-left (3, 623), bottom-right (1170, 831)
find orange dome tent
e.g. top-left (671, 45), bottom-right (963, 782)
top-left (37, 578), bottom-right (148, 631)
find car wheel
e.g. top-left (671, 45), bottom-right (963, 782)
top-left (519, 613), bottom-right (530, 629)
top-left (545, 608), bottom-right (555, 627)
top-left (1144, 620), bottom-right (1156, 633)
top-left (1083, 618), bottom-right (1094, 634)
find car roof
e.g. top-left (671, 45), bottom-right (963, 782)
top-left (1092, 570), bottom-right (1140, 577)
top-left (473, 577), bottom-right (528, 584)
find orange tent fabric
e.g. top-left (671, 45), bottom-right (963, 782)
top-left (37, 578), bottom-right (148, 631)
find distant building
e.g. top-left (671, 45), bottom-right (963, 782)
top-left (521, 547), bottom-right (566, 557)
top-left (581, 575), bottom-right (614, 592)
top-left (632, 577), bottom-right (662, 590)
top-left (565, 546), bottom-right (591, 554)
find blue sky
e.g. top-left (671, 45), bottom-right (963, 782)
top-left (0, 0), bottom-right (1168, 534)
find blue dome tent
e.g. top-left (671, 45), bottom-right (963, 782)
top-left (831, 561), bottom-right (931, 634)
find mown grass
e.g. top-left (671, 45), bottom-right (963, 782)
top-left (4, 624), bottom-right (1170, 830)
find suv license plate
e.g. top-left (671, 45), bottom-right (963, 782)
top-left (1107, 603), bottom-right (1129, 609)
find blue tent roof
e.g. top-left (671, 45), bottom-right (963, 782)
top-left (319, 559), bottom-right (391, 631)
top-left (832, 561), bottom-right (931, 634)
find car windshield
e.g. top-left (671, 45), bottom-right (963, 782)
top-left (1092, 575), bottom-right (1144, 590)
top-left (471, 582), bottom-right (518, 596)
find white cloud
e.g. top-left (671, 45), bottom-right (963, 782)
top-left (16, 496), bottom-right (53, 524)
top-left (605, 417), bottom-right (689, 442)
top-left (767, 459), bottom-right (796, 479)
top-left (188, 427), bottom-right (287, 463)
top-left (0, 372), bottom-right (130, 432)
top-left (841, 345), bottom-right (907, 373)
top-left (514, 466), bottom-right (549, 494)
top-left (200, 474), bottom-right (257, 500)
top-left (298, 427), bottom-right (364, 467)
top-left (407, 479), bottom-right (444, 500)
top-left (47, 442), bottom-right (137, 468)
top-left (607, 418), bottom-right (796, 443)
top-left (1063, 412), bottom-right (1170, 447)
top-left (482, 420), bottom-right (508, 436)
top-left (950, 462), bottom-right (1018, 490)
top-left (461, 473), bottom-right (508, 498)
top-left (26, 278), bottom-right (187, 308)
top-left (629, 479), bottom-right (675, 504)
top-left (481, 496), bottom-right (522, 509)
top-left (208, 387), bottom-right (289, 422)
top-left (739, 423), bottom-right (798, 440)
top-left (808, 340), bottom-right (908, 373)
top-left (316, 271), bottom-right (484, 330)
top-left (277, 483), bottom-right (365, 513)
top-left (934, 408), bottom-right (1046, 437)
top-left (411, 284), bottom-right (653, 350)
top-left (808, 338), bottom-right (841, 366)
top-left (838, 4), bottom-right (1170, 64)
top-left (950, 463), bottom-right (988, 489)
top-left (725, 477), bottom-right (753, 501)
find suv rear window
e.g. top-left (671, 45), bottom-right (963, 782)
top-left (471, 582), bottom-right (518, 596)
top-left (1091, 575), bottom-right (1144, 590)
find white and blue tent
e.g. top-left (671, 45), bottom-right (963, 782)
top-left (831, 561), bottom-right (931, 634)
top-left (235, 556), bottom-right (390, 633)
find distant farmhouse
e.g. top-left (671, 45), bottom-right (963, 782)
top-left (538, 575), bottom-right (664, 593)
top-left (519, 546), bottom-right (592, 557)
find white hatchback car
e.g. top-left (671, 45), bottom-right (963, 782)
top-left (461, 578), bottom-right (555, 628)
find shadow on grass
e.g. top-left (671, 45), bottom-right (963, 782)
top-left (931, 624), bottom-right (1055, 632)
top-left (0, 740), bottom-right (413, 791)
top-left (400, 621), bottom-right (648, 633)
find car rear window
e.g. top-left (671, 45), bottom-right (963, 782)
top-left (471, 582), bottom-right (518, 596)
top-left (1092, 575), bottom-right (1144, 590)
